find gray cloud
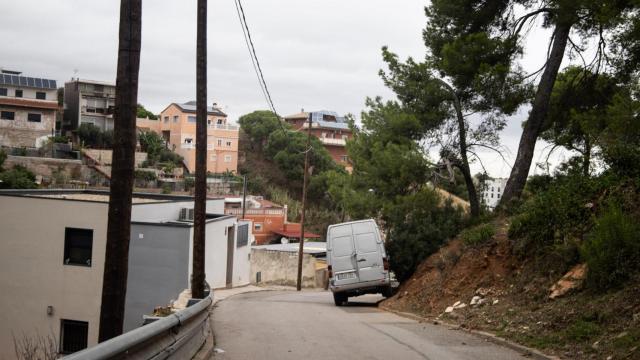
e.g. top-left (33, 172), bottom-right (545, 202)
top-left (2, 0), bottom-right (575, 178)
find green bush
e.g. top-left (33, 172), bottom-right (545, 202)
top-left (581, 206), bottom-right (640, 291)
top-left (460, 223), bottom-right (495, 246)
top-left (77, 123), bottom-right (113, 148)
top-left (0, 165), bottom-right (37, 189)
top-left (0, 150), bottom-right (6, 168)
top-left (134, 169), bottom-right (157, 182)
top-left (161, 183), bottom-right (172, 194)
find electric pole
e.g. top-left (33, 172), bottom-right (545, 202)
top-left (242, 174), bottom-right (247, 220)
top-left (296, 113), bottom-right (312, 291)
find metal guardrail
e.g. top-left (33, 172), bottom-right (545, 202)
top-left (64, 294), bottom-right (213, 360)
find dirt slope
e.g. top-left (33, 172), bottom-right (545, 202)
top-left (383, 218), bottom-right (640, 359)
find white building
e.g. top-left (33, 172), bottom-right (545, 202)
top-left (481, 178), bottom-right (508, 209)
top-left (0, 69), bottom-right (58, 147)
top-left (62, 79), bottom-right (116, 132)
top-left (0, 190), bottom-right (251, 357)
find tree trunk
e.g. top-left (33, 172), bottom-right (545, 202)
top-left (99, 0), bottom-right (141, 342)
top-left (191, 0), bottom-right (207, 299)
top-left (583, 140), bottom-right (591, 176)
top-left (451, 93), bottom-right (480, 218)
top-left (500, 22), bottom-right (572, 205)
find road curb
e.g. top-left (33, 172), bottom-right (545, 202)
top-left (379, 305), bottom-right (560, 360)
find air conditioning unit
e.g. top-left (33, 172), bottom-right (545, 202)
top-left (179, 208), bottom-right (195, 222)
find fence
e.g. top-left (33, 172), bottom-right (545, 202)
top-left (64, 295), bottom-right (212, 360)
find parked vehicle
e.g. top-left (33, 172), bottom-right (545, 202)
top-left (326, 219), bottom-right (393, 306)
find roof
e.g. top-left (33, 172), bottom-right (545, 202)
top-left (284, 110), bottom-right (351, 130)
top-left (0, 97), bottom-right (58, 110)
top-left (169, 101), bottom-right (227, 117)
top-left (70, 78), bottom-right (116, 87)
top-left (253, 241), bottom-right (327, 255)
top-left (0, 189), bottom-right (224, 204)
top-left (0, 72), bottom-right (57, 90)
top-left (271, 229), bottom-right (321, 239)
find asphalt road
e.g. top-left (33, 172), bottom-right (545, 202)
top-left (211, 290), bottom-right (527, 360)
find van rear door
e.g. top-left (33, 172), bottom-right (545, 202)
top-left (328, 223), bottom-right (358, 284)
top-left (352, 221), bottom-right (386, 283)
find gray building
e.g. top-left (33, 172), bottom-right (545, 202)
top-left (63, 79), bottom-right (116, 132)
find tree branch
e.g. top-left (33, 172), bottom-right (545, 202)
top-left (467, 143), bottom-right (512, 168)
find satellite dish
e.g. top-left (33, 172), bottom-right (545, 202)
top-left (281, 237), bottom-right (289, 244)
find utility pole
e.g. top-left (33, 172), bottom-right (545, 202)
top-left (241, 174), bottom-right (247, 220)
top-left (296, 113), bottom-right (312, 291)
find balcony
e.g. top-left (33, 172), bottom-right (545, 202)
top-left (225, 208), bottom-right (285, 216)
top-left (208, 123), bottom-right (238, 131)
top-left (319, 137), bottom-right (346, 146)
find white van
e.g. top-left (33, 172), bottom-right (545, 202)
top-left (326, 219), bottom-right (393, 306)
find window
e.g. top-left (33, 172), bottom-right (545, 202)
top-left (254, 223), bottom-right (263, 232)
top-left (224, 155), bottom-right (232, 163)
top-left (0, 88), bottom-right (7, 96)
top-left (497, 187), bottom-right (501, 192)
top-left (217, 118), bottom-right (223, 125)
top-left (226, 140), bottom-right (232, 147)
top-left (184, 138), bottom-right (193, 144)
top-left (210, 154), bottom-right (217, 161)
top-left (188, 116), bottom-right (196, 123)
top-left (164, 116), bottom-right (169, 123)
top-left (93, 84), bottom-right (104, 92)
top-left (27, 113), bottom-right (41, 122)
top-left (1, 111), bottom-right (15, 120)
top-left (64, 228), bottom-right (93, 266)
top-left (497, 193), bottom-right (501, 198)
top-left (36, 91), bottom-right (46, 100)
top-left (217, 139), bottom-right (222, 146)
top-left (207, 143), bottom-right (214, 150)
top-left (491, 193), bottom-right (494, 198)
top-left (341, 155), bottom-right (348, 162)
top-left (173, 115), bottom-right (179, 123)
top-left (237, 224), bottom-right (249, 247)
top-left (60, 319), bottom-right (88, 354)
top-left (15, 89), bottom-right (23, 97)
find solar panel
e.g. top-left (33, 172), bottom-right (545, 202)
top-left (11, 75), bottom-right (18, 85)
top-left (0, 72), bottom-right (57, 89)
top-left (27, 77), bottom-right (35, 87)
top-left (19, 77), bottom-right (27, 86)
top-left (34, 78), bottom-right (42, 87)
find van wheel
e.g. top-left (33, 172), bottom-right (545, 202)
top-left (333, 292), bottom-right (347, 306)
top-left (382, 286), bottom-right (394, 298)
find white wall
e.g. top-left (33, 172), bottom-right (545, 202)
top-left (131, 198), bottom-right (225, 222)
top-left (0, 196), bottom-right (107, 358)
top-left (482, 178), bottom-right (508, 209)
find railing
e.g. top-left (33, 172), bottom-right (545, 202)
top-left (64, 294), bottom-right (213, 360)
top-left (319, 137), bottom-right (347, 146)
top-left (226, 208), bottom-right (285, 216)
top-left (208, 123), bottom-right (238, 130)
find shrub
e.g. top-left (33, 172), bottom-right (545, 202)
top-left (161, 183), bottom-right (172, 194)
top-left (0, 165), bottom-right (37, 189)
top-left (460, 223), bottom-right (495, 246)
top-left (0, 150), bottom-right (6, 169)
top-left (134, 169), bottom-right (157, 182)
top-left (581, 206), bottom-right (640, 291)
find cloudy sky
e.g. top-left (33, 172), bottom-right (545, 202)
top-left (2, 0), bottom-right (574, 177)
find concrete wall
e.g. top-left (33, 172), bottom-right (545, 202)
top-left (0, 196), bottom-right (107, 358)
top-left (250, 249), bottom-right (317, 288)
top-left (4, 155), bottom-right (86, 178)
top-left (83, 149), bottom-right (148, 167)
top-left (0, 107), bottom-right (56, 148)
top-left (124, 224), bottom-right (191, 332)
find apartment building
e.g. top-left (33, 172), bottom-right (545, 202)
top-left (0, 69), bottom-right (58, 147)
top-left (283, 110), bottom-right (352, 171)
top-left (481, 177), bottom-right (508, 209)
top-left (63, 79), bottom-right (116, 132)
top-left (150, 101), bottom-right (239, 174)
top-left (0, 189), bottom-right (251, 357)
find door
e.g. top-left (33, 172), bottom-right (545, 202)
top-left (225, 225), bottom-right (235, 289)
top-left (328, 224), bottom-right (358, 285)
top-left (352, 221), bottom-right (385, 283)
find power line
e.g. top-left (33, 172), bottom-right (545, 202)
top-left (233, 0), bottom-right (290, 136)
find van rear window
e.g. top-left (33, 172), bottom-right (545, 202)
top-left (356, 233), bottom-right (377, 253)
top-left (332, 235), bottom-right (354, 257)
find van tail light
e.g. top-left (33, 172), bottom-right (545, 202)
top-left (328, 265), bottom-right (333, 278)
top-left (383, 257), bottom-right (390, 271)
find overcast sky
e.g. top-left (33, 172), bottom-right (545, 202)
top-left (1, 0), bottom-right (576, 178)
